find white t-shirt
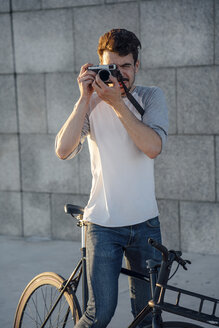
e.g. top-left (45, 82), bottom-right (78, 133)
top-left (66, 86), bottom-right (168, 227)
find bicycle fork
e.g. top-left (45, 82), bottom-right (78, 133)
top-left (127, 260), bottom-right (161, 328)
top-left (147, 259), bottom-right (163, 328)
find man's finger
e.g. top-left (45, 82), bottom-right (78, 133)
top-left (95, 74), bottom-right (108, 89)
top-left (92, 79), bottom-right (101, 91)
top-left (79, 70), bottom-right (96, 80)
top-left (80, 63), bottom-right (93, 74)
top-left (110, 75), bottom-right (120, 86)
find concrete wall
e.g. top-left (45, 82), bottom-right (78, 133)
top-left (0, 0), bottom-right (218, 254)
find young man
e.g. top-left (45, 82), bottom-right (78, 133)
top-left (55, 29), bottom-right (168, 327)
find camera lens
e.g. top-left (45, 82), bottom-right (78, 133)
top-left (98, 69), bottom-right (110, 82)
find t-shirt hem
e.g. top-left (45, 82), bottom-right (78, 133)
top-left (82, 211), bottom-right (160, 228)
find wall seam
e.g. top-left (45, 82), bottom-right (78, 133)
top-left (72, 8), bottom-right (76, 74)
top-left (49, 192), bottom-right (53, 239)
top-left (44, 73), bottom-right (49, 134)
top-left (213, 0), bottom-right (216, 64)
top-left (7, 3), bottom-right (103, 14)
top-left (9, 0), bottom-right (24, 237)
top-left (178, 200), bottom-right (182, 251)
top-left (214, 135), bottom-right (217, 202)
top-left (175, 68), bottom-right (178, 135)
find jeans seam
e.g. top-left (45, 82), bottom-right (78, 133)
top-left (127, 226), bottom-right (133, 246)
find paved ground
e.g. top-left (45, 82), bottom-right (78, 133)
top-left (0, 235), bottom-right (218, 328)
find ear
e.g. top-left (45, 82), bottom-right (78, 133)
top-left (135, 60), bottom-right (140, 73)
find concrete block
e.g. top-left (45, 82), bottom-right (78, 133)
top-left (0, 191), bottom-right (22, 236)
top-left (12, 0), bottom-right (41, 11)
top-left (74, 3), bottom-right (139, 68)
top-left (216, 136), bottom-right (219, 201)
top-left (17, 74), bottom-right (47, 133)
top-left (42, 0), bottom-right (104, 8)
top-left (155, 136), bottom-right (215, 201)
top-left (140, 0), bottom-right (214, 68)
top-left (177, 66), bottom-right (219, 134)
top-left (157, 199), bottom-right (179, 250)
top-left (0, 134), bottom-right (20, 191)
top-left (0, 0), bottom-right (10, 12)
top-left (136, 68), bottom-right (176, 134)
top-left (13, 9), bottom-right (74, 73)
top-left (20, 134), bottom-right (80, 193)
top-left (23, 192), bottom-right (51, 237)
top-left (78, 139), bottom-right (92, 194)
top-left (46, 72), bottom-right (80, 134)
top-left (180, 201), bottom-right (219, 254)
top-left (0, 75), bottom-right (17, 133)
top-left (215, 0), bottom-right (219, 64)
top-left (51, 193), bottom-right (89, 240)
top-left (0, 14), bottom-right (13, 73)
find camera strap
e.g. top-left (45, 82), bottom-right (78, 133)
top-left (120, 80), bottom-right (145, 118)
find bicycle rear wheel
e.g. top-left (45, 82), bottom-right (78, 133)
top-left (146, 322), bottom-right (204, 327)
top-left (14, 272), bottom-right (82, 328)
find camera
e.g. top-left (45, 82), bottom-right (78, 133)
top-left (87, 64), bottom-right (121, 83)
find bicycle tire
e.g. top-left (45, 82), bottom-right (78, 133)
top-left (14, 272), bottom-right (82, 328)
top-left (145, 322), bottom-right (204, 328)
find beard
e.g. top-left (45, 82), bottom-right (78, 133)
top-left (120, 76), bottom-right (135, 97)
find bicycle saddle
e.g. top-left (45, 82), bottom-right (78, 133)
top-left (64, 204), bottom-right (84, 216)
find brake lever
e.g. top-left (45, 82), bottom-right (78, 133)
top-left (179, 258), bottom-right (191, 270)
top-left (169, 250), bottom-right (191, 270)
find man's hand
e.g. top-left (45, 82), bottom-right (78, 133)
top-left (77, 63), bottom-right (96, 102)
top-left (92, 74), bottom-right (123, 107)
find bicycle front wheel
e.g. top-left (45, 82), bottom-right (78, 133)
top-left (146, 322), bottom-right (204, 328)
top-left (14, 272), bottom-right (82, 328)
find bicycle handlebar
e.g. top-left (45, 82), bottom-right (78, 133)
top-left (148, 238), bottom-right (169, 262)
top-left (171, 251), bottom-right (191, 270)
top-left (148, 238), bottom-right (191, 270)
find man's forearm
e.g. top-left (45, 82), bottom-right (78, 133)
top-left (55, 98), bottom-right (89, 160)
top-left (112, 100), bottom-right (162, 159)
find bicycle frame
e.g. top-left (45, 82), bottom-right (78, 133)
top-left (77, 246), bottom-right (219, 328)
top-left (81, 221), bottom-right (88, 313)
top-left (128, 251), bottom-right (219, 328)
top-left (63, 206), bottom-right (219, 328)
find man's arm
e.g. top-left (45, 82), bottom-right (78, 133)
top-left (55, 98), bottom-right (89, 159)
top-left (92, 75), bottom-right (163, 159)
top-left (55, 63), bottom-right (96, 160)
top-left (110, 101), bottom-right (162, 159)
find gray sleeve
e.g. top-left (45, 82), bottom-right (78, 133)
top-left (142, 87), bottom-right (169, 151)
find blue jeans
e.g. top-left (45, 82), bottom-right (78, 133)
top-left (75, 217), bottom-right (162, 328)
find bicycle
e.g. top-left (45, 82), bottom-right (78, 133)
top-left (14, 204), bottom-right (219, 328)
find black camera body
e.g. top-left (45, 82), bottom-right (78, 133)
top-left (87, 64), bottom-right (121, 83)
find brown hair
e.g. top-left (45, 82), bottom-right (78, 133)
top-left (97, 29), bottom-right (141, 64)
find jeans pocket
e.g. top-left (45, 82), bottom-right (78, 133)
top-left (145, 216), bottom-right (160, 228)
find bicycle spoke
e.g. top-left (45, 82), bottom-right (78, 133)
top-left (40, 286), bottom-right (54, 323)
top-left (24, 298), bottom-right (39, 325)
top-left (31, 292), bottom-right (43, 326)
top-left (57, 294), bottom-right (62, 326)
top-left (48, 297), bottom-right (72, 327)
top-left (22, 308), bottom-right (41, 326)
top-left (15, 273), bottom-right (80, 328)
top-left (41, 286), bottom-right (49, 321)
